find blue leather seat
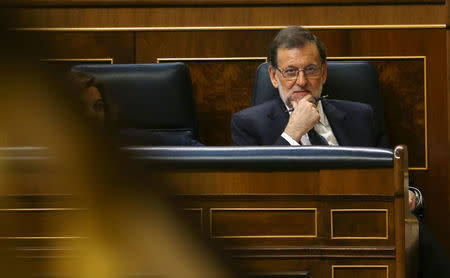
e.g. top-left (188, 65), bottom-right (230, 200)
top-left (72, 63), bottom-right (198, 139)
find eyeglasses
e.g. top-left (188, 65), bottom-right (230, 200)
top-left (276, 64), bottom-right (323, 80)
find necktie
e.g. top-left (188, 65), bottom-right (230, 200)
top-left (308, 128), bottom-right (329, 145)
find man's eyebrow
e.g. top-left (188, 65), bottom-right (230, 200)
top-left (283, 63), bottom-right (317, 69)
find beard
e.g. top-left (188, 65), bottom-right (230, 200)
top-left (276, 74), bottom-right (323, 108)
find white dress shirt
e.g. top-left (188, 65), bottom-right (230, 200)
top-left (281, 101), bottom-right (339, 146)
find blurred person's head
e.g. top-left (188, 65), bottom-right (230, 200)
top-left (66, 71), bottom-right (107, 125)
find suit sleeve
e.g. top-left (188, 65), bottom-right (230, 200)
top-left (231, 113), bottom-right (290, 146)
top-left (273, 138), bottom-right (291, 145)
top-left (231, 113), bottom-right (259, 145)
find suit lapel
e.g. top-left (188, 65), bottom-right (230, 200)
top-left (322, 99), bottom-right (351, 146)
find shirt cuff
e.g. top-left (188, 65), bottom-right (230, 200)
top-left (281, 132), bottom-right (300, 146)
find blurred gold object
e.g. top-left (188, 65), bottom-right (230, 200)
top-left (0, 23), bottom-right (238, 278)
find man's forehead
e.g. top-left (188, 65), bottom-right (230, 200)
top-left (276, 43), bottom-right (320, 64)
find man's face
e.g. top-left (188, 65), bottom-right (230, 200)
top-left (269, 42), bottom-right (327, 108)
top-left (81, 86), bottom-right (105, 124)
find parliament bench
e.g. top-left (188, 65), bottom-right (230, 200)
top-left (124, 145), bottom-right (417, 278)
top-left (0, 145), bottom-right (417, 278)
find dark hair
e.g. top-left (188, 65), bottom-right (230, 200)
top-left (65, 71), bottom-right (110, 125)
top-left (65, 71), bottom-right (104, 98)
top-left (268, 26), bottom-right (327, 68)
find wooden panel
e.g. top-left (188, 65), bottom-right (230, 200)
top-left (19, 31), bottom-right (134, 64)
top-left (332, 265), bottom-right (388, 278)
top-left (136, 31), bottom-right (275, 61)
top-left (189, 199), bottom-right (395, 247)
top-left (236, 259), bottom-right (394, 278)
top-left (236, 258), bottom-right (326, 277)
top-left (4, 0), bottom-right (444, 7)
top-left (249, 272), bottom-right (309, 278)
top-left (1, 172), bottom-right (83, 195)
top-left (163, 171), bottom-right (319, 195)
top-left (0, 209), bottom-right (86, 237)
top-left (40, 58), bottom-right (112, 76)
top-left (210, 208), bottom-right (317, 238)
top-left (183, 208), bottom-right (203, 231)
top-left (0, 194), bottom-right (81, 209)
top-left (7, 7), bottom-right (447, 27)
top-left (0, 147), bottom-right (406, 276)
top-left (319, 169), bottom-right (393, 195)
top-left (448, 28), bottom-right (450, 237)
top-left (161, 59), bottom-right (264, 145)
top-left (331, 210), bottom-right (388, 239)
top-left (161, 169), bottom-right (395, 195)
top-left (4, 238), bottom-right (84, 276)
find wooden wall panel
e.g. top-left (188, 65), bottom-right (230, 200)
top-left (331, 210), bottom-right (388, 239)
top-left (210, 208), bottom-right (317, 238)
top-left (22, 31), bottom-right (135, 64)
top-left (4, 0), bottom-right (444, 6)
top-left (237, 259), bottom-right (394, 278)
top-left (136, 31), bottom-right (275, 60)
top-left (332, 265), bottom-right (388, 278)
top-left (162, 60), bottom-right (262, 145)
top-left (40, 59), bottom-right (112, 76)
top-left (372, 59), bottom-right (426, 169)
top-left (448, 28), bottom-right (450, 228)
top-left (7, 6), bottom-right (447, 28)
top-left (0, 209), bottom-right (86, 237)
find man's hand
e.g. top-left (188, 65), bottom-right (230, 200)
top-left (409, 189), bottom-right (417, 211)
top-left (284, 95), bottom-right (320, 142)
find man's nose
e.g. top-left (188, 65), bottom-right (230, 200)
top-left (295, 71), bottom-right (307, 87)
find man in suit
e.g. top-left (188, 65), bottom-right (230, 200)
top-left (231, 26), bottom-right (450, 277)
top-left (231, 26), bottom-right (380, 148)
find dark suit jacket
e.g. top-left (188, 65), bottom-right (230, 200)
top-left (231, 97), bottom-right (386, 147)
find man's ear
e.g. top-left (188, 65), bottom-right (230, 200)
top-left (268, 65), bottom-right (279, 89)
top-left (321, 61), bottom-right (328, 85)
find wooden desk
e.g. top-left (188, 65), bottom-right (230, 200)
top-left (0, 145), bottom-right (417, 278)
top-left (136, 145), bottom-right (417, 278)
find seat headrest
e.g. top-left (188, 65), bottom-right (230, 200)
top-left (72, 63), bottom-right (197, 138)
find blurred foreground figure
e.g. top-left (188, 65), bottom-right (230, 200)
top-left (0, 21), bottom-right (237, 278)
